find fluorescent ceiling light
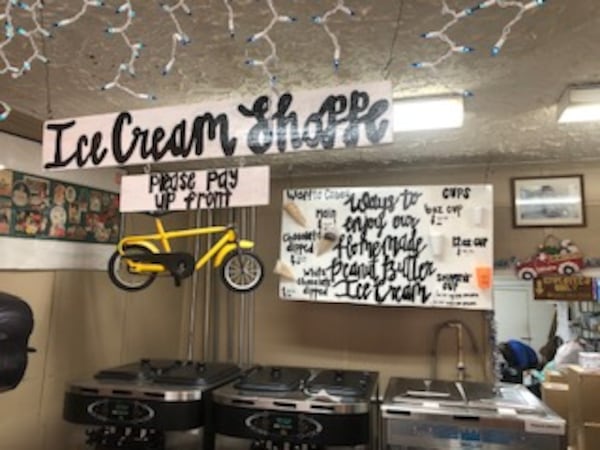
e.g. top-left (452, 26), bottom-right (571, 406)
top-left (393, 95), bottom-right (464, 132)
top-left (557, 85), bottom-right (600, 123)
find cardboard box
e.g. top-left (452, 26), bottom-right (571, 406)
top-left (568, 366), bottom-right (600, 446)
top-left (577, 422), bottom-right (600, 450)
top-left (568, 366), bottom-right (600, 422)
top-left (542, 382), bottom-right (569, 420)
top-left (547, 369), bottom-right (568, 384)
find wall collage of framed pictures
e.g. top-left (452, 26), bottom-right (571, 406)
top-left (0, 170), bottom-right (120, 244)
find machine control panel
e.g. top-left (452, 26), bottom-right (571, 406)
top-left (246, 412), bottom-right (323, 440)
top-left (88, 399), bottom-right (155, 424)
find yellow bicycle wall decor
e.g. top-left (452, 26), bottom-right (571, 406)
top-left (108, 215), bottom-right (264, 292)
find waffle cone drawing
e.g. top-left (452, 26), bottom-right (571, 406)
top-left (316, 230), bottom-right (338, 256)
top-left (273, 259), bottom-right (295, 281)
top-left (283, 201), bottom-right (307, 228)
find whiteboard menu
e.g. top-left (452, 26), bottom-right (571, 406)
top-left (278, 185), bottom-right (494, 310)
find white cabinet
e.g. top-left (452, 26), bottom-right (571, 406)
top-left (493, 276), bottom-right (556, 354)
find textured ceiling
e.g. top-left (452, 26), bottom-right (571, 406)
top-left (1, 0), bottom-right (600, 175)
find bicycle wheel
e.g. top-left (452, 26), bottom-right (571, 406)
top-left (221, 251), bottom-right (264, 293)
top-left (108, 245), bottom-right (157, 291)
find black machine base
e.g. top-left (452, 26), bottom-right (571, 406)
top-left (63, 391), bottom-right (204, 431)
top-left (214, 404), bottom-right (370, 447)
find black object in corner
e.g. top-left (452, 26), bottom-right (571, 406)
top-left (0, 292), bottom-right (34, 392)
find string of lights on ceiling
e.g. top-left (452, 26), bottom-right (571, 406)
top-left (1, 0), bottom-right (49, 77)
top-left (245, 0), bottom-right (296, 94)
top-left (102, 2), bottom-right (154, 99)
top-left (0, 0), bottom-right (549, 122)
top-left (54, 0), bottom-right (104, 27)
top-left (159, 0), bottom-right (235, 75)
top-left (1, 0), bottom-right (355, 119)
top-left (55, 1), bottom-right (151, 98)
top-left (223, 0), bottom-right (235, 37)
top-left (0, 0), bottom-right (49, 121)
top-left (312, 0), bottom-right (355, 71)
top-left (0, 100), bottom-right (9, 120)
top-left (413, 0), bottom-right (546, 69)
top-left (160, 0), bottom-right (191, 77)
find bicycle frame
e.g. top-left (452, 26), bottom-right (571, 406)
top-left (117, 217), bottom-right (254, 274)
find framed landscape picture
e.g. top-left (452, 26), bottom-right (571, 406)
top-left (512, 175), bottom-right (586, 227)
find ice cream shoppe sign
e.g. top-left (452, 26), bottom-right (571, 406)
top-left (41, 81), bottom-right (393, 171)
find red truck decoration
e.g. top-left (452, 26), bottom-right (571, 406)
top-left (515, 236), bottom-right (584, 280)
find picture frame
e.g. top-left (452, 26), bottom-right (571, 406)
top-left (511, 175), bottom-right (586, 228)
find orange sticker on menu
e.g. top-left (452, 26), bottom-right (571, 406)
top-left (475, 266), bottom-right (492, 290)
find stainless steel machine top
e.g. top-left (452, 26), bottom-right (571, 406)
top-left (94, 358), bottom-right (242, 387)
top-left (381, 377), bottom-right (566, 450)
top-left (214, 365), bottom-right (378, 414)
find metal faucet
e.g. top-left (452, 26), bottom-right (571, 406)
top-left (431, 320), bottom-right (479, 381)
